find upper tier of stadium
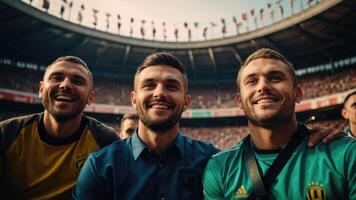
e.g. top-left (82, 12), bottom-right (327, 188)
top-left (1, 0), bottom-right (355, 83)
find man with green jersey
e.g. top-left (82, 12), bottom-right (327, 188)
top-left (203, 48), bottom-right (356, 200)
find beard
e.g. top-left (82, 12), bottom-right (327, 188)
top-left (245, 109), bottom-right (294, 128)
top-left (242, 97), bottom-right (296, 128)
top-left (138, 99), bottom-right (184, 133)
top-left (41, 89), bottom-right (86, 122)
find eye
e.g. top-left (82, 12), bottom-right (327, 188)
top-left (142, 82), bottom-right (155, 90)
top-left (166, 83), bottom-right (180, 91)
top-left (245, 78), bottom-right (257, 85)
top-left (72, 78), bottom-right (85, 85)
top-left (49, 74), bottom-right (63, 82)
top-left (269, 74), bottom-right (284, 82)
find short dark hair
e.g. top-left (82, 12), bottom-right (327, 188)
top-left (120, 113), bottom-right (139, 127)
top-left (44, 56), bottom-right (93, 88)
top-left (344, 90), bottom-right (356, 108)
top-left (236, 48), bottom-right (297, 92)
top-left (134, 52), bottom-right (188, 93)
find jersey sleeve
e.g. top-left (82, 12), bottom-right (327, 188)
top-left (346, 140), bottom-right (356, 199)
top-left (203, 158), bottom-right (224, 200)
top-left (73, 153), bottom-right (108, 200)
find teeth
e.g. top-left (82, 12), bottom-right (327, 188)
top-left (56, 95), bottom-right (74, 102)
top-left (150, 103), bottom-right (170, 109)
top-left (256, 98), bottom-right (275, 104)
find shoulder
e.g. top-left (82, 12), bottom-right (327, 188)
top-left (210, 142), bottom-right (242, 162)
top-left (329, 137), bottom-right (356, 153)
top-left (84, 115), bottom-right (118, 148)
top-left (85, 139), bottom-right (132, 175)
top-left (85, 115), bottom-right (116, 135)
top-left (0, 113), bottom-right (40, 130)
top-left (0, 113), bottom-right (41, 153)
top-left (90, 139), bottom-right (130, 163)
top-left (180, 134), bottom-right (220, 156)
top-left (317, 136), bottom-right (356, 150)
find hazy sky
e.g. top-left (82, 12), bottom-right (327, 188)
top-left (84, 0), bottom-right (263, 23)
top-left (27, 0), bottom-right (306, 41)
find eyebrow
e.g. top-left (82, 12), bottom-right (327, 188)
top-left (48, 72), bottom-right (87, 81)
top-left (268, 70), bottom-right (286, 76)
top-left (165, 78), bottom-right (182, 86)
top-left (243, 70), bottom-right (286, 80)
top-left (141, 77), bottom-right (182, 85)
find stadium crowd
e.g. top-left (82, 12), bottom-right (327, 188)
top-left (0, 65), bottom-right (355, 109)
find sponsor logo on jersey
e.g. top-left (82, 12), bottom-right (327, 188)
top-left (307, 181), bottom-right (326, 200)
top-left (234, 185), bottom-right (248, 199)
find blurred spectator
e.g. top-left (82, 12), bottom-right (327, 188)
top-left (341, 91), bottom-right (356, 138)
top-left (118, 113), bottom-right (139, 139)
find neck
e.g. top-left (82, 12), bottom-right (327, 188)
top-left (138, 121), bottom-right (179, 154)
top-left (248, 117), bottom-right (298, 150)
top-left (43, 111), bottom-right (83, 138)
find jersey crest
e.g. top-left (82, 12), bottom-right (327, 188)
top-left (307, 181), bottom-right (326, 200)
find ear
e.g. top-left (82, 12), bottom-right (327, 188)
top-left (183, 94), bottom-right (191, 112)
top-left (131, 91), bottom-right (137, 108)
top-left (294, 85), bottom-right (303, 103)
top-left (236, 92), bottom-right (242, 107)
top-left (39, 81), bottom-right (44, 98)
top-left (87, 90), bottom-right (96, 105)
top-left (341, 108), bottom-right (349, 119)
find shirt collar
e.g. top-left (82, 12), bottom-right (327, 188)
top-left (130, 131), bottom-right (185, 160)
top-left (174, 133), bottom-right (185, 157)
top-left (344, 125), bottom-right (355, 138)
top-left (347, 131), bottom-right (355, 138)
top-left (131, 131), bottom-right (146, 160)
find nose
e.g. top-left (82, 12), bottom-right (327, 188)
top-left (59, 77), bottom-right (72, 90)
top-left (153, 84), bottom-right (167, 99)
top-left (257, 78), bottom-right (271, 93)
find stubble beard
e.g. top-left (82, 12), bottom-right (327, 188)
top-left (41, 93), bottom-right (85, 122)
top-left (243, 98), bottom-right (296, 128)
top-left (138, 103), bottom-right (183, 133)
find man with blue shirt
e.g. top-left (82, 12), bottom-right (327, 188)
top-left (73, 52), bottom-right (219, 199)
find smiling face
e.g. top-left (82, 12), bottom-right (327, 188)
top-left (131, 65), bottom-right (190, 133)
top-left (39, 60), bottom-right (95, 122)
top-left (237, 58), bottom-right (302, 127)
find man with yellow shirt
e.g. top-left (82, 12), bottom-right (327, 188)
top-left (0, 56), bottom-right (117, 199)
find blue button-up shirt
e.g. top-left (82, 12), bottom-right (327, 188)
top-left (73, 131), bottom-right (219, 200)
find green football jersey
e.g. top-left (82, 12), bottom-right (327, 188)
top-left (203, 136), bottom-right (356, 200)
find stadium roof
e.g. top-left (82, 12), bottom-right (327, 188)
top-left (0, 0), bottom-right (355, 84)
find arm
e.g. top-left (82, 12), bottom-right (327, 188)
top-left (202, 159), bottom-right (224, 200)
top-left (73, 154), bottom-right (108, 200)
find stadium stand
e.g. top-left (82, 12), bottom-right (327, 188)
top-left (1, 64), bottom-right (354, 109)
top-left (0, 0), bottom-right (355, 150)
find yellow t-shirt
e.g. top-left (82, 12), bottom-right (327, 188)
top-left (0, 113), bottom-right (117, 199)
